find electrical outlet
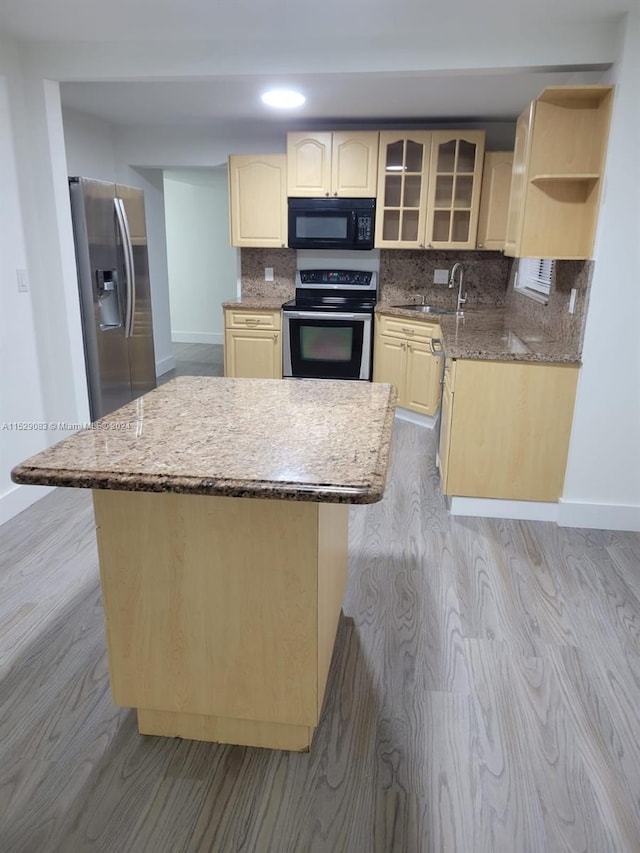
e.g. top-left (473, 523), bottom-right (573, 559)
top-left (264, 267), bottom-right (274, 282)
top-left (568, 288), bottom-right (577, 314)
top-left (433, 269), bottom-right (449, 285)
top-left (16, 269), bottom-right (29, 292)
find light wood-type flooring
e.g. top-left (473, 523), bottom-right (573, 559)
top-left (159, 342), bottom-right (224, 385)
top-left (1, 415), bottom-right (640, 852)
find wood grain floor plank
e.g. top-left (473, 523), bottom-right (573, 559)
top-left (507, 650), bottom-right (626, 852)
top-left (453, 517), bottom-right (546, 657)
top-left (465, 640), bottom-right (549, 852)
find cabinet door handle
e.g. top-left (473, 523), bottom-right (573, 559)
top-left (407, 343), bottom-right (412, 352)
top-left (273, 332), bottom-right (279, 341)
top-left (325, 192), bottom-right (330, 197)
top-left (244, 318), bottom-right (260, 325)
top-left (478, 243), bottom-right (484, 248)
top-left (430, 337), bottom-right (444, 355)
top-left (333, 191), bottom-right (338, 197)
top-left (401, 327), bottom-right (415, 335)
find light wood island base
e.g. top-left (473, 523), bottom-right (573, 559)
top-left (137, 709), bottom-right (314, 751)
top-left (92, 490), bottom-right (349, 752)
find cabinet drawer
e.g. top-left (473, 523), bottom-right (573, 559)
top-left (376, 314), bottom-right (440, 342)
top-left (225, 309), bottom-right (281, 330)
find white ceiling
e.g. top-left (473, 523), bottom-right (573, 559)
top-left (0, 0), bottom-right (631, 129)
top-left (59, 70), bottom-right (600, 127)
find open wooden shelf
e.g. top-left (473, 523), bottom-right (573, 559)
top-left (505, 85), bottom-right (613, 259)
top-left (530, 173), bottom-right (600, 184)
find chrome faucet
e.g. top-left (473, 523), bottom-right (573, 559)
top-left (449, 262), bottom-right (466, 313)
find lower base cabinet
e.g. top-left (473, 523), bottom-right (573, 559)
top-left (438, 358), bottom-right (579, 502)
top-left (224, 308), bottom-right (282, 379)
top-left (373, 314), bottom-right (442, 416)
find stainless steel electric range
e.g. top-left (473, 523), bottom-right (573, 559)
top-left (282, 269), bottom-right (377, 380)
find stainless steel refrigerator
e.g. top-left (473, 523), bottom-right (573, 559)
top-left (69, 177), bottom-right (157, 421)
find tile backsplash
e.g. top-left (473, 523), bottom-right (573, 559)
top-left (240, 249), bottom-right (593, 355)
top-left (241, 248), bottom-right (296, 301)
top-left (505, 260), bottom-right (593, 352)
top-left (240, 248), bottom-right (512, 308)
top-left (378, 250), bottom-right (512, 307)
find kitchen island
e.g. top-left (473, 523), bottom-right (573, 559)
top-left (12, 377), bottom-right (397, 751)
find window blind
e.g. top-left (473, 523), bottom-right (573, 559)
top-left (516, 257), bottom-right (554, 298)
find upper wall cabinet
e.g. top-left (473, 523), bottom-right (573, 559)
top-left (286, 131), bottom-right (379, 197)
top-left (476, 150), bottom-right (514, 251)
top-left (375, 131), bottom-right (432, 248)
top-left (228, 154), bottom-right (287, 248)
top-left (424, 131), bottom-right (485, 250)
top-left (374, 130), bottom-right (485, 250)
top-left (504, 86), bottom-right (613, 260)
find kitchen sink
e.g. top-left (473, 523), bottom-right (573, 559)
top-left (392, 304), bottom-right (464, 317)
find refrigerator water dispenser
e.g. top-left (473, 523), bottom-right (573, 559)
top-left (96, 269), bottom-right (123, 330)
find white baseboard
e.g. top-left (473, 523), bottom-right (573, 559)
top-left (171, 332), bottom-right (224, 345)
top-left (156, 354), bottom-right (177, 376)
top-left (395, 407), bottom-right (439, 430)
top-left (0, 483), bottom-right (53, 527)
top-left (558, 500), bottom-right (640, 532)
top-left (449, 496), bottom-right (559, 522)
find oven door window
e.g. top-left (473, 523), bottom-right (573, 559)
top-left (288, 318), bottom-right (366, 379)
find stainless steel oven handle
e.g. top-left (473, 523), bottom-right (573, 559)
top-left (283, 311), bottom-right (372, 321)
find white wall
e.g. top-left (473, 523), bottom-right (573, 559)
top-left (0, 71), bottom-right (51, 522)
top-left (560, 10), bottom-right (640, 531)
top-left (62, 108), bottom-right (175, 376)
top-left (62, 106), bottom-right (117, 180)
top-left (163, 168), bottom-right (238, 343)
top-left (0, 44), bottom-right (92, 522)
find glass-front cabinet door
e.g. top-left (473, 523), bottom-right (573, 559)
top-left (374, 132), bottom-right (432, 248)
top-left (424, 131), bottom-right (485, 250)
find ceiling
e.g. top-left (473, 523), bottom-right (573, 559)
top-left (59, 70), bottom-right (602, 128)
top-left (0, 0), bottom-right (630, 129)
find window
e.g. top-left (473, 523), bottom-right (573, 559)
top-left (514, 257), bottom-right (554, 303)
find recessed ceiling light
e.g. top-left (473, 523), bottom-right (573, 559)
top-left (261, 88), bottom-right (305, 109)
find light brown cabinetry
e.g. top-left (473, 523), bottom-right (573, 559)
top-left (286, 131), bottom-right (379, 197)
top-left (438, 358), bottom-right (579, 501)
top-left (94, 489), bottom-right (349, 752)
top-left (375, 130), bottom-right (485, 250)
top-left (504, 86), bottom-right (613, 259)
top-left (373, 314), bottom-right (442, 416)
top-left (476, 150), bottom-right (513, 250)
top-left (424, 131), bottom-right (485, 249)
top-left (223, 308), bottom-right (282, 378)
top-left (228, 155), bottom-right (287, 248)
top-left (375, 131), bottom-right (431, 248)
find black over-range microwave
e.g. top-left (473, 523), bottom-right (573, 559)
top-left (287, 197), bottom-right (376, 250)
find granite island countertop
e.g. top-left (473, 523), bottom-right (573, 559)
top-left (11, 377), bottom-right (397, 504)
top-left (376, 304), bottom-right (581, 364)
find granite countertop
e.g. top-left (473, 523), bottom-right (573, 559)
top-left (376, 304), bottom-right (581, 364)
top-left (11, 377), bottom-right (397, 504)
top-left (222, 298), bottom-right (285, 311)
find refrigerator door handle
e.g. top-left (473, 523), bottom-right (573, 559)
top-left (114, 197), bottom-right (136, 337)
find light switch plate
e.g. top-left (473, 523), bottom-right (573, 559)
top-left (264, 267), bottom-right (274, 282)
top-left (17, 269), bottom-right (29, 292)
top-left (434, 269), bottom-right (449, 285)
